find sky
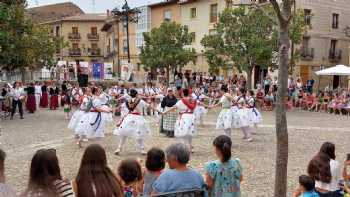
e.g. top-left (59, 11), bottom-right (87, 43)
top-left (27, 0), bottom-right (163, 13)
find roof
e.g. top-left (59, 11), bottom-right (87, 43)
top-left (62, 13), bottom-right (107, 21)
top-left (148, 0), bottom-right (178, 8)
top-left (26, 2), bottom-right (84, 23)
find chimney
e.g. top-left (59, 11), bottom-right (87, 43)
top-left (107, 9), bottom-right (110, 17)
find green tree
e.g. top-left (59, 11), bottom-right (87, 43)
top-left (0, 0), bottom-right (61, 81)
top-left (140, 22), bottom-right (196, 84)
top-left (201, 6), bottom-right (276, 89)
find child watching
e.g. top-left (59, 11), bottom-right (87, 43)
top-left (292, 175), bottom-right (319, 197)
top-left (118, 159), bottom-right (143, 197)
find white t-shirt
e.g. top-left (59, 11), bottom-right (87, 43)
top-left (315, 159), bottom-right (341, 191)
top-left (0, 183), bottom-right (17, 197)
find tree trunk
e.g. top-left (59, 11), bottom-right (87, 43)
top-left (21, 67), bottom-right (26, 83)
top-left (246, 66), bottom-right (254, 90)
top-left (274, 23), bottom-right (290, 197)
top-left (166, 66), bottom-right (170, 86)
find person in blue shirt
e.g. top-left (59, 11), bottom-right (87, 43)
top-left (205, 135), bottom-right (243, 197)
top-left (152, 143), bottom-right (206, 195)
top-left (292, 175), bottom-right (320, 197)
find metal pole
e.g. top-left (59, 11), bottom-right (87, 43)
top-left (126, 15), bottom-right (131, 63)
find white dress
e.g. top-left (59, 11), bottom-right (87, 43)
top-left (232, 97), bottom-right (251, 128)
top-left (174, 99), bottom-right (197, 137)
top-left (86, 98), bottom-right (112, 138)
top-left (192, 93), bottom-right (208, 124)
top-left (74, 97), bottom-right (94, 136)
top-left (113, 98), bottom-right (151, 139)
top-left (247, 97), bottom-right (262, 125)
top-left (216, 95), bottom-right (234, 130)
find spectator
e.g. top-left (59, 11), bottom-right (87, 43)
top-left (117, 159), bottom-right (143, 197)
top-left (342, 154), bottom-right (350, 196)
top-left (143, 148), bottom-right (166, 196)
top-left (292, 175), bottom-right (319, 197)
top-left (74, 144), bottom-right (123, 197)
top-left (205, 135), bottom-right (243, 197)
top-left (152, 143), bottom-right (206, 194)
top-left (307, 142), bottom-right (341, 196)
top-left (263, 76), bottom-right (271, 95)
top-left (0, 149), bottom-right (17, 197)
top-left (22, 149), bottom-right (74, 197)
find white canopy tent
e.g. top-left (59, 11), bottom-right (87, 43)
top-left (315, 64), bottom-right (350, 90)
top-left (315, 64), bottom-right (350, 76)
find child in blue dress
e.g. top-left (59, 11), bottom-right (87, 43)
top-left (205, 135), bottom-right (243, 197)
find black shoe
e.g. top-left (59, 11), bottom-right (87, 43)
top-left (20, 117), bottom-right (24, 119)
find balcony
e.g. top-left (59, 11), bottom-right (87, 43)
top-left (329, 49), bottom-right (342, 63)
top-left (88, 48), bottom-right (101, 56)
top-left (69, 48), bottom-right (81, 56)
top-left (68, 33), bottom-right (81, 40)
top-left (87, 33), bottom-right (99, 40)
top-left (300, 48), bottom-right (314, 61)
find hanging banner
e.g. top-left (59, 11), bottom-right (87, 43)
top-left (104, 63), bottom-right (113, 80)
top-left (92, 63), bottom-right (103, 79)
top-left (120, 60), bottom-right (134, 81)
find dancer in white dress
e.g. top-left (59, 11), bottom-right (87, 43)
top-left (86, 88), bottom-right (113, 139)
top-left (210, 85), bottom-right (235, 137)
top-left (113, 89), bottom-right (159, 155)
top-left (163, 89), bottom-right (209, 153)
top-left (246, 90), bottom-right (262, 129)
top-left (72, 87), bottom-right (93, 147)
top-left (192, 88), bottom-right (209, 126)
top-left (233, 89), bottom-right (253, 142)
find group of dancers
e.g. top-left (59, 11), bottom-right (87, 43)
top-left (67, 82), bottom-right (263, 155)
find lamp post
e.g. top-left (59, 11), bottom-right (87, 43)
top-left (111, 0), bottom-right (140, 64)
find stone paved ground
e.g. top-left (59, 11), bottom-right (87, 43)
top-left (1, 108), bottom-right (350, 196)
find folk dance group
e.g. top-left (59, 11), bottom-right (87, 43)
top-left (67, 84), bottom-right (262, 155)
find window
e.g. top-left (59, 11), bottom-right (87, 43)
top-left (91, 43), bottom-right (98, 49)
top-left (304, 9), bottom-right (312, 26)
top-left (123, 39), bottom-right (128, 54)
top-left (191, 32), bottom-right (196, 43)
top-left (55, 26), bottom-right (60, 37)
top-left (302, 37), bottom-right (310, 49)
top-left (72, 27), bottom-right (79, 34)
top-left (91, 27), bottom-right (97, 35)
top-left (164, 10), bottom-right (172, 22)
top-left (332, 13), bottom-right (339, 29)
top-left (330, 40), bottom-right (337, 53)
top-left (210, 4), bottom-right (218, 23)
top-left (72, 43), bottom-right (79, 49)
top-left (190, 8), bottom-right (196, 19)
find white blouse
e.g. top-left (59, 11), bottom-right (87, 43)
top-left (315, 159), bottom-right (341, 191)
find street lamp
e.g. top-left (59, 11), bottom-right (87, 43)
top-left (111, 0), bottom-right (140, 64)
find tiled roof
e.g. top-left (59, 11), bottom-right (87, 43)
top-left (62, 13), bottom-right (107, 21)
top-left (26, 2), bottom-right (84, 23)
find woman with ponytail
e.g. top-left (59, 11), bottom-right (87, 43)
top-left (205, 135), bottom-right (243, 197)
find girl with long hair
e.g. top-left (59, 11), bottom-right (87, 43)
top-left (22, 149), bottom-right (74, 197)
top-left (307, 142), bottom-right (341, 196)
top-left (74, 144), bottom-right (123, 197)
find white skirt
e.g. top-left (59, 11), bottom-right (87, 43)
top-left (194, 106), bottom-right (207, 124)
top-left (232, 108), bottom-right (251, 128)
top-left (121, 103), bottom-right (129, 118)
top-left (174, 113), bottom-right (197, 137)
top-left (249, 107), bottom-right (262, 124)
top-left (68, 110), bottom-right (85, 130)
top-left (216, 108), bottom-right (234, 130)
top-left (74, 112), bottom-right (95, 136)
top-left (113, 114), bottom-right (151, 139)
top-left (86, 112), bottom-right (110, 138)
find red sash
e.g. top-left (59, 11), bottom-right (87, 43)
top-left (181, 98), bottom-right (196, 111)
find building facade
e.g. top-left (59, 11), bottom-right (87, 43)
top-left (44, 14), bottom-right (107, 63)
top-left (295, 0), bottom-right (350, 89)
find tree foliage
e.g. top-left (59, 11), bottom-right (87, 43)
top-left (0, 0), bottom-right (61, 73)
top-left (201, 6), bottom-right (276, 89)
top-left (140, 22), bottom-right (196, 83)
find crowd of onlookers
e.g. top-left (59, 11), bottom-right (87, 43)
top-left (0, 139), bottom-right (349, 197)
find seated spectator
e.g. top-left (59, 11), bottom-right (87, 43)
top-left (22, 149), bottom-right (74, 197)
top-left (0, 149), bottom-right (16, 197)
top-left (205, 135), bottom-right (243, 197)
top-left (307, 142), bottom-right (341, 196)
top-left (342, 154), bottom-right (350, 196)
top-left (292, 175), bottom-right (320, 197)
top-left (117, 159), bottom-right (143, 197)
top-left (306, 93), bottom-right (315, 111)
top-left (74, 144), bottom-right (123, 197)
top-left (152, 143), bottom-right (206, 194)
top-left (143, 148), bottom-right (165, 196)
top-left (322, 92), bottom-right (330, 112)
